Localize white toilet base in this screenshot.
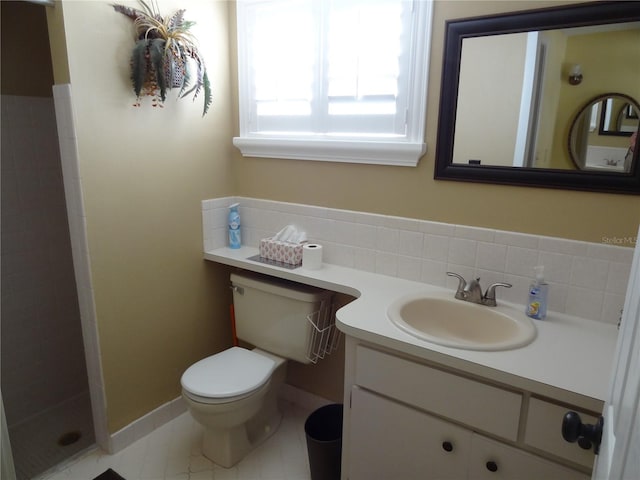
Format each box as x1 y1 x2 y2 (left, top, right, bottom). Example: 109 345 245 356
202 384 282 468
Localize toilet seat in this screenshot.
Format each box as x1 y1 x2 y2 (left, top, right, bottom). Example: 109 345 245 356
181 347 275 404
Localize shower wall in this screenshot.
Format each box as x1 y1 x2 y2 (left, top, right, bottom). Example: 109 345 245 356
0 93 89 426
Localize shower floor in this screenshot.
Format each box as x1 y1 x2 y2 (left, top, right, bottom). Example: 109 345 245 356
9 392 95 480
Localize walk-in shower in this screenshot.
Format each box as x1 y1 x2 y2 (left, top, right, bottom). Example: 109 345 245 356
1 2 95 478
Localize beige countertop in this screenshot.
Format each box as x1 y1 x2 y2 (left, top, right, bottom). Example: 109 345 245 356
205 246 618 411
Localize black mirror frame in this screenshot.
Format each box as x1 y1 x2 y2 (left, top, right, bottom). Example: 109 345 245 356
434 1 640 195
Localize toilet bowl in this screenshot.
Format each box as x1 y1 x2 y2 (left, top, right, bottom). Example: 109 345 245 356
181 347 286 468
181 272 332 468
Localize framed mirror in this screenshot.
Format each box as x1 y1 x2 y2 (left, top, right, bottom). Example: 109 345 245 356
434 1 640 194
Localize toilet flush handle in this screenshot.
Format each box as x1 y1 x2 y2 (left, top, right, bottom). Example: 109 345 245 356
230 285 244 295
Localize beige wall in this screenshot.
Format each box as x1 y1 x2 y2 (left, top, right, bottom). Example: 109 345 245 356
49 0 236 432
233 0 640 243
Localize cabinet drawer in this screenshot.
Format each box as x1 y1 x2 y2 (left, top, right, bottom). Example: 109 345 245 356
470 434 589 480
355 346 522 441
525 397 599 468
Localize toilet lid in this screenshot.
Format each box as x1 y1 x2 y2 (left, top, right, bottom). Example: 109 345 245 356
181 347 276 399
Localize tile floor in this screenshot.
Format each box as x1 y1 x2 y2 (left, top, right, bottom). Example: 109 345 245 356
37 400 315 480
10 393 95 480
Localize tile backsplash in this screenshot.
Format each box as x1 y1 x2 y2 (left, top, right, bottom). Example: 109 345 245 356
203 197 634 325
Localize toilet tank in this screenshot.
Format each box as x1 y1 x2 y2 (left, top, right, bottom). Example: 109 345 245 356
230 272 333 364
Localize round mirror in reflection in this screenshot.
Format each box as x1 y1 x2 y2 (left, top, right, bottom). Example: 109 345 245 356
569 93 639 173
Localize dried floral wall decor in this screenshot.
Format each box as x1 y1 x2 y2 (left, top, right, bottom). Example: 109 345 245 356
113 1 212 116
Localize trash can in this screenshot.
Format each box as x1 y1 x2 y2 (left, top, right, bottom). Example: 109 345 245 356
305 403 343 480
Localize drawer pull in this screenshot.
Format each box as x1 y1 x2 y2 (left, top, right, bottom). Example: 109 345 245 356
442 441 453 452
486 461 498 472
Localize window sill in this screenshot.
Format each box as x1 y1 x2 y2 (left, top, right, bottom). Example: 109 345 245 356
232 136 425 167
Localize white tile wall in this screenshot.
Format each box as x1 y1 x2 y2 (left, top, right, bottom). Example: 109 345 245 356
203 196 634 325
52 84 110 451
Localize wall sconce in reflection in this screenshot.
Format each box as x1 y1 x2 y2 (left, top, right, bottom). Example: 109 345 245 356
568 64 583 85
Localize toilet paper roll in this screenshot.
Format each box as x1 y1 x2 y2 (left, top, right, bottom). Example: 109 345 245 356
302 243 323 270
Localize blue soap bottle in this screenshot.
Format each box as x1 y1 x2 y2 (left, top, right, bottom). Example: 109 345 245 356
526 266 548 320
228 203 241 249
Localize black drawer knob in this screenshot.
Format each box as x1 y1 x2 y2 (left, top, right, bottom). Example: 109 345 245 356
486 461 498 472
442 441 453 452
561 411 604 454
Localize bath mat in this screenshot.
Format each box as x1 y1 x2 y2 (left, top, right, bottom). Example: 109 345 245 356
93 468 126 480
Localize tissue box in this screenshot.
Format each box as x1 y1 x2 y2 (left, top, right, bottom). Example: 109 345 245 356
259 238 304 265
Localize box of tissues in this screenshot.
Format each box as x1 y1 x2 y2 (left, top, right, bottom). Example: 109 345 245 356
259 225 307 266
259 238 304 265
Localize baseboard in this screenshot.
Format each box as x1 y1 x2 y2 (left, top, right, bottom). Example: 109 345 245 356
108 396 186 453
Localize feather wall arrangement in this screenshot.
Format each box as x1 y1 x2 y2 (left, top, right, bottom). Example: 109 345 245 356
112 0 212 116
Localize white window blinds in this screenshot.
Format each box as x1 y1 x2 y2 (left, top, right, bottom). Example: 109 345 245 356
235 0 433 166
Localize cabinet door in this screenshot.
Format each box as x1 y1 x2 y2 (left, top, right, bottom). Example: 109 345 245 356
469 434 589 480
348 387 471 480
524 397 598 469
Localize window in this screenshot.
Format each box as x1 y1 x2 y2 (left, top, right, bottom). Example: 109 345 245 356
234 0 433 166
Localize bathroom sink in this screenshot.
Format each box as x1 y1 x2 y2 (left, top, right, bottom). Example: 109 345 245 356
387 292 536 351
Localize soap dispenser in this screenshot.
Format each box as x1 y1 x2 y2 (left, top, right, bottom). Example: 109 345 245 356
526 266 548 320
228 203 241 249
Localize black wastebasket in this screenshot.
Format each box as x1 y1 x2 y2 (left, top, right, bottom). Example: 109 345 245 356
305 403 343 480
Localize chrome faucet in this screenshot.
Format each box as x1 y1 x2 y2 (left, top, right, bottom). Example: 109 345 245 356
446 272 512 307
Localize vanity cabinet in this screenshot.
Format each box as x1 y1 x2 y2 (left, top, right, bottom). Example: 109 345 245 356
343 342 595 480
349 387 471 479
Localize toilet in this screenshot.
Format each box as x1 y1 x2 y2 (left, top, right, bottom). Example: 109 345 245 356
181 272 332 468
